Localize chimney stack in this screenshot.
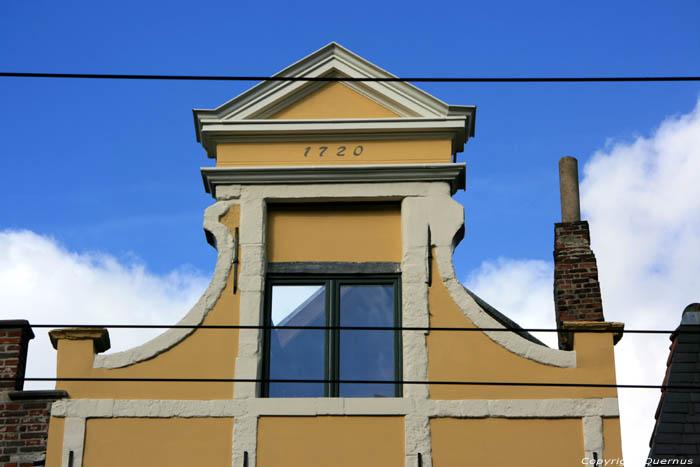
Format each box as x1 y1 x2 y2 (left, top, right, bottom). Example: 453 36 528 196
554 157 605 350
0 320 34 391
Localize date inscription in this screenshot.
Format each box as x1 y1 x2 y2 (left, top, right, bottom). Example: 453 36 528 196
304 145 364 158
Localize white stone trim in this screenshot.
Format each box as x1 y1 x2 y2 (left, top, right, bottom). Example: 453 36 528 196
93 199 238 368
400 196 431 401
197 118 468 158
232 415 257 467
61 416 85 467
201 163 466 198
583 416 605 460
406 414 432 467
52 397 620 419
233 194 266 400
200 117 467 133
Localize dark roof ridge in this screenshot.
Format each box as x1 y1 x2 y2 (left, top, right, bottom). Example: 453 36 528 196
462 287 547 347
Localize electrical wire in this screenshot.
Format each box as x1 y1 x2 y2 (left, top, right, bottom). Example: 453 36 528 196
2 72 700 83
24 323 694 334
11 377 699 390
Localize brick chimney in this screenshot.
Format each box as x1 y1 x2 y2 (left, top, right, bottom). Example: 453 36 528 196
1 320 68 467
553 157 605 350
0 320 34 392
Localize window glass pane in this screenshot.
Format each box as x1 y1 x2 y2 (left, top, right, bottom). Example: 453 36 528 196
339 284 395 397
268 285 325 397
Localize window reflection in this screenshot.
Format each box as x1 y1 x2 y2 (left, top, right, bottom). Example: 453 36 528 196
268 285 325 397
339 284 395 397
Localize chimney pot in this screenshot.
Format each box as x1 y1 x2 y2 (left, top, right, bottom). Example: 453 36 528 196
559 156 581 222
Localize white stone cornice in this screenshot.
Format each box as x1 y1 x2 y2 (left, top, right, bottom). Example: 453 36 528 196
198 117 470 157
201 163 466 198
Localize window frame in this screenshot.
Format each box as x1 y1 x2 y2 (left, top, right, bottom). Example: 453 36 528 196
261 274 402 398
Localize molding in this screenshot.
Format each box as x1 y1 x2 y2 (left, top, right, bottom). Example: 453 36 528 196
51 397 620 419
562 320 625 345
202 163 466 198
197 117 469 158
8 389 69 401
93 199 238 369
267 262 401 275
49 328 111 353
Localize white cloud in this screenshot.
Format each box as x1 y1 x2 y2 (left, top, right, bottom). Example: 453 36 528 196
0 230 208 389
466 258 557 347
466 97 700 465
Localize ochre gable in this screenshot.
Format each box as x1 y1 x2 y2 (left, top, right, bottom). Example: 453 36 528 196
269 81 400 119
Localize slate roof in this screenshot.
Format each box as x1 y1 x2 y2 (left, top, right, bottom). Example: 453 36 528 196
648 303 700 462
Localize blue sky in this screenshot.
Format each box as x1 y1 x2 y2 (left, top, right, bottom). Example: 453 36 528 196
2 0 700 462
1 0 698 277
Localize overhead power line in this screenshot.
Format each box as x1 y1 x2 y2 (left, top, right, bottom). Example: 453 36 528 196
1 72 700 83
13 377 698 390
27 323 693 334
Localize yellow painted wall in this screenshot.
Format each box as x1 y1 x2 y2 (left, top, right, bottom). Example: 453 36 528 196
431 418 584 466
257 416 404 467
267 203 401 263
82 418 233 467
603 417 623 461
427 252 618 399
53 205 241 399
45 416 64 467
270 81 400 119
216 139 453 167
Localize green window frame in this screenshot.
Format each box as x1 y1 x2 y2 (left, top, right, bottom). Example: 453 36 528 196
262 274 402 398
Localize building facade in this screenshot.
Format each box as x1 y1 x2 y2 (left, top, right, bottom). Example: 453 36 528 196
45 43 623 467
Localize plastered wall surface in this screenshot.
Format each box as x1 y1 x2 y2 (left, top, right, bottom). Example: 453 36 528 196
603 417 623 460
270 81 401 119
216 139 453 167
257 416 404 467
431 418 584 466
45 417 64 467
266 203 401 262
81 418 233 467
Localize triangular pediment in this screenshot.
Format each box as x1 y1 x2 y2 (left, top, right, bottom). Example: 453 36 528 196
193 43 475 158
194 43 470 122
